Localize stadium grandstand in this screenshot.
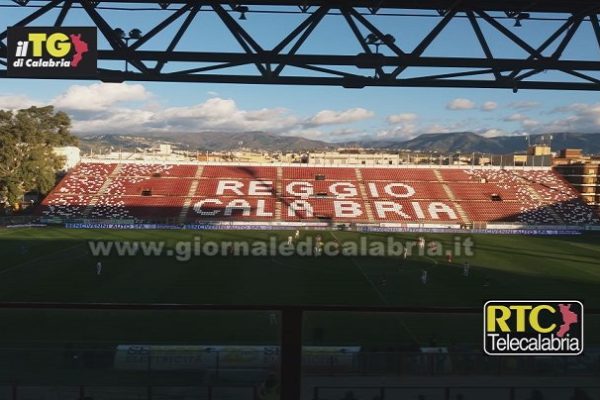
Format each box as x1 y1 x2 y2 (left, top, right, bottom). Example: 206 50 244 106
37 161 600 227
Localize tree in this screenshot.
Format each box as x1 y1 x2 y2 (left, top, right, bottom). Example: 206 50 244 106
0 106 78 209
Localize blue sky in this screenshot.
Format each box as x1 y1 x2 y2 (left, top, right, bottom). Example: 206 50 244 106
1 3 600 142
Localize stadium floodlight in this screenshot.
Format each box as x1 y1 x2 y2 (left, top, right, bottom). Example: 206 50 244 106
365 33 378 45
234 5 249 20
364 33 395 54
113 28 126 39
114 27 143 73
129 29 143 40
514 13 530 27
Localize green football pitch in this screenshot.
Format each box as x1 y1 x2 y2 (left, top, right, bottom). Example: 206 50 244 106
0 227 599 347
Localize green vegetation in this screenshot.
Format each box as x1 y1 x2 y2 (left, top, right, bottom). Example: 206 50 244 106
0 106 77 208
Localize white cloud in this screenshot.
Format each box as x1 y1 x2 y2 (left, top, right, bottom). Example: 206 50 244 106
446 98 476 110
376 124 418 140
375 120 471 141
521 119 540 128
329 128 363 137
305 108 374 126
19 82 600 143
387 113 418 124
52 83 151 111
508 101 541 109
528 102 600 133
154 98 298 133
283 128 325 139
481 101 497 112
501 113 540 131
480 128 508 138
553 103 600 115
504 113 528 122
72 108 155 133
0 95 42 110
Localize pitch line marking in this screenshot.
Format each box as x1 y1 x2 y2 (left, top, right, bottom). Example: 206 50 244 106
329 231 389 306
330 231 427 345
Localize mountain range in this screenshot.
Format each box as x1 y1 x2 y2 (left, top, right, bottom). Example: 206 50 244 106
361 132 600 154
78 131 600 155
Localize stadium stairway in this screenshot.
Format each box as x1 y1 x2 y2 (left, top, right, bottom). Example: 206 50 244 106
433 169 471 226
82 163 124 217
275 167 283 220
511 171 566 225
178 166 204 224
355 168 375 222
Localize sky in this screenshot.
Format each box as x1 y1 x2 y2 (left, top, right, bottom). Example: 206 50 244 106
1 3 600 143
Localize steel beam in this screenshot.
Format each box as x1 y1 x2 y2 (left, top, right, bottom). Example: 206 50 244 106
1 1 599 90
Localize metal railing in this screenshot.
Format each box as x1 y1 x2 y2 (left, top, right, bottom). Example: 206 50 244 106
0 303 599 400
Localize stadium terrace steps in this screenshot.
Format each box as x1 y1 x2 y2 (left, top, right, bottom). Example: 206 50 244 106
178 166 205 225
37 163 600 226
355 168 375 222
81 163 123 218
510 171 566 225
275 167 283 220
433 169 471 225
525 183 565 225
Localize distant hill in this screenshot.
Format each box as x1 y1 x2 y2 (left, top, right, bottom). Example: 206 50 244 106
79 131 600 155
79 131 333 153
359 132 506 153
360 132 600 154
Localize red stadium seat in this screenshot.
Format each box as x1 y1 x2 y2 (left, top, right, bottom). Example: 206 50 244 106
360 168 437 181
282 167 357 180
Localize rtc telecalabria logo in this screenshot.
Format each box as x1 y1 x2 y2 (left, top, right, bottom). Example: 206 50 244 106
483 300 584 356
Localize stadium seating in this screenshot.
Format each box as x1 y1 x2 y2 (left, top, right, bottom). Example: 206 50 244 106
447 183 519 201
202 165 277 179
189 197 276 221
39 194 92 218
196 179 277 197
366 182 449 200
106 177 193 196
458 201 538 223
282 198 367 221
282 167 358 180
119 163 198 177
69 162 117 176
282 180 361 199
438 169 473 182
360 168 437 182
53 174 108 195
37 162 600 225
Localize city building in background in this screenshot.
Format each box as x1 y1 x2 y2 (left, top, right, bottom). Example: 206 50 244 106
554 148 600 213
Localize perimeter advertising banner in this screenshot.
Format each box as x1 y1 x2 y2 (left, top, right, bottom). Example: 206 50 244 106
114 345 360 371
7 26 97 78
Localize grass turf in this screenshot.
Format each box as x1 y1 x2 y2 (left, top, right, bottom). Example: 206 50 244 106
0 227 598 347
